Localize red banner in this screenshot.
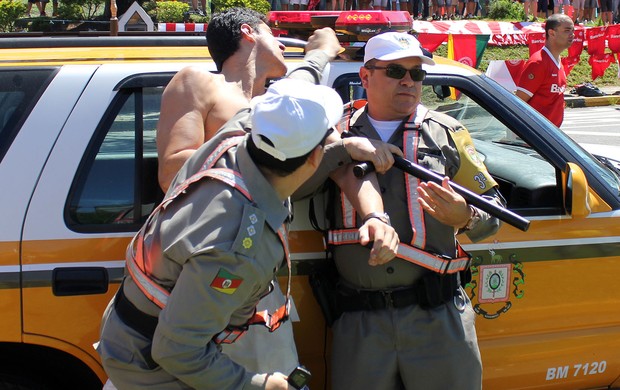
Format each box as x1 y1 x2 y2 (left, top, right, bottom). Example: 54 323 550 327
607 25 620 53
586 26 607 56
417 33 449 53
589 53 614 80
562 56 580 77
568 27 585 58
527 32 546 56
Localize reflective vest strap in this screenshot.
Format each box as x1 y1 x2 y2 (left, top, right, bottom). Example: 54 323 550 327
328 231 470 274
404 130 426 248
340 194 356 228
327 229 361 245
396 243 470 274
126 237 170 308
201 134 245 171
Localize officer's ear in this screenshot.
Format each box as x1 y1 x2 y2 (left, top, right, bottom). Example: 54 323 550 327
307 145 324 169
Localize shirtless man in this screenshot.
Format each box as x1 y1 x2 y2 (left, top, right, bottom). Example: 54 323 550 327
157 8 342 192
155 7 402 378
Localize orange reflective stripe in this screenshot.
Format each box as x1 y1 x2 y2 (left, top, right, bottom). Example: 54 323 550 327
327 229 471 274
404 130 426 249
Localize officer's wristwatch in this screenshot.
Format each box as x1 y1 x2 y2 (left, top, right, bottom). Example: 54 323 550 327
462 205 480 231
362 212 391 226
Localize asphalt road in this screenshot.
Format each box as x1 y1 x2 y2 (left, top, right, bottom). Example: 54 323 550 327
562 105 620 148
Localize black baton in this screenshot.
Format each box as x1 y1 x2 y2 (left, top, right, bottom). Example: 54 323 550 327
354 156 530 232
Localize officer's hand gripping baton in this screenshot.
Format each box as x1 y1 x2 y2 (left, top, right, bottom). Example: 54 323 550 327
353 156 531 232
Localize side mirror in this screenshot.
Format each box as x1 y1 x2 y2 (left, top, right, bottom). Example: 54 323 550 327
563 162 591 218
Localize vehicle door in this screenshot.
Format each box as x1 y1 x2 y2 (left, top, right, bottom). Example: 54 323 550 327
18 63 194 380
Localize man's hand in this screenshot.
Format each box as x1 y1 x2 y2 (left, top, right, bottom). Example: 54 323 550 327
343 137 403 174
306 27 343 59
265 372 295 390
359 219 399 266
417 177 471 228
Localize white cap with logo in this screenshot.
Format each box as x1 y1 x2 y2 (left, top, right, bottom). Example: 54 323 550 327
363 32 435 66
250 79 344 161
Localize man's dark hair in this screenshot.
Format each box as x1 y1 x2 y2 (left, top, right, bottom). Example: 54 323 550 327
206 8 268 72
545 13 572 38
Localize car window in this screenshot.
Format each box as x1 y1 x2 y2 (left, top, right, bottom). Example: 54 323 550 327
332 73 562 217
0 69 57 162
66 85 165 232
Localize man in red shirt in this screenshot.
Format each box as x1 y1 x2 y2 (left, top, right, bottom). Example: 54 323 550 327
516 14 574 127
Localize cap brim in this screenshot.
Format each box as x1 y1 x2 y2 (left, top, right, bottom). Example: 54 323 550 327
375 52 436 66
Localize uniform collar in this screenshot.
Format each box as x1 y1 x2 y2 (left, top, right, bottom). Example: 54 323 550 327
236 135 291 232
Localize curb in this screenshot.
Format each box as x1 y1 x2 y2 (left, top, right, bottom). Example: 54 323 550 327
565 95 620 108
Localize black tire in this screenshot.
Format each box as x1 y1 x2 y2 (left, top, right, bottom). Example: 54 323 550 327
0 372 50 390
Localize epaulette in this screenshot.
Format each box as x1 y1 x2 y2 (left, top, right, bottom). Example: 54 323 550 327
230 203 266 257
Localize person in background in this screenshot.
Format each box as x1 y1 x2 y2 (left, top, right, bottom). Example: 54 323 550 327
516 14 574 127
572 0 585 23
25 0 43 17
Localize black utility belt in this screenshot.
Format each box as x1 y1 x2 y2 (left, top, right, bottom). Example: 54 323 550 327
114 284 159 340
336 272 462 312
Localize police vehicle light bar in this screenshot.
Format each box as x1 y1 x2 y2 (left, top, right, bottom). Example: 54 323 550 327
267 11 413 42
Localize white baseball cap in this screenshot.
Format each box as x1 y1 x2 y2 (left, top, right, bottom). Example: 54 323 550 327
363 32 435 66
250 79 343 161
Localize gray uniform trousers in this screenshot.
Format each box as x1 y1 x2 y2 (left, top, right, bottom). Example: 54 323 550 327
331 287 482 390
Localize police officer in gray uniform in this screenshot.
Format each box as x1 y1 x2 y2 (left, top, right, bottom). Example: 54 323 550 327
97 79 344 389
327 32 506 390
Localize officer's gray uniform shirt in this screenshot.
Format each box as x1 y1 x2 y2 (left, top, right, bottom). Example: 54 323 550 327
104 128 290 389
333 106 502 290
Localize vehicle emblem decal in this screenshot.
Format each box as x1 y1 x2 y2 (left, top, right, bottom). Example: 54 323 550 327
466 249 526 319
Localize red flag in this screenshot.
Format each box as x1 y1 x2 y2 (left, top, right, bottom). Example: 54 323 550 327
589 53 614 80
607 25 620 53
586 26 607 56
568 27 585 58
527 32 546 56
417 33 449 53
447 34 489 69
561 56 580 77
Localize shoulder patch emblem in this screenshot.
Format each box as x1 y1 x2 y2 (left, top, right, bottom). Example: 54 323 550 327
465 144 482 166
210 268 243 294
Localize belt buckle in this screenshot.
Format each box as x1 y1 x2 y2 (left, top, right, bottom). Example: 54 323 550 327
381 290 394 309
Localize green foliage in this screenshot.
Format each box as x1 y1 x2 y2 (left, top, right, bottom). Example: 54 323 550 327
0 0 26 32
54 0 104 19
486 0 524 21
156 0 189 22
212 0 270 15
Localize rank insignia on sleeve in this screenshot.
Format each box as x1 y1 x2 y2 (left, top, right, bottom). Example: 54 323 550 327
243 237 253 249
210 268 243 294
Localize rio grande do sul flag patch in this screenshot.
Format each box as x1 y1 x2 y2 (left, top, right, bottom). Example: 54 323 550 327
210 268 243 295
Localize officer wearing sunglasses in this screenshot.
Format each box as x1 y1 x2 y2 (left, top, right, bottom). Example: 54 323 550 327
327 32 505 390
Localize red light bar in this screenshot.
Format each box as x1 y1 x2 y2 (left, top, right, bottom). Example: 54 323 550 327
267 11 413 42
335 11 412 38
268 11 341 29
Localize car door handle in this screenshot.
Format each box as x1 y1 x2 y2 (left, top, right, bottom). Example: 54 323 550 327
52 267 109 296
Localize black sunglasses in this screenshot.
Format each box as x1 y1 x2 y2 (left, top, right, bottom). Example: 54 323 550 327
365 64 427 82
